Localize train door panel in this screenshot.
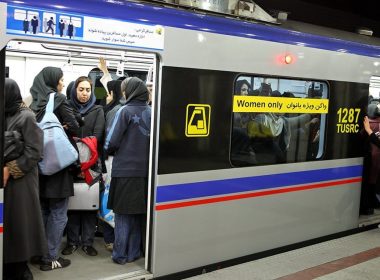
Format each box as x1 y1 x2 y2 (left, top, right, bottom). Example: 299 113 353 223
325 81 369 159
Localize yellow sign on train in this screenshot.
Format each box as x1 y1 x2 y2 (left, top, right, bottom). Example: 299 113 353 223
186 104 211 137
233 96 329 114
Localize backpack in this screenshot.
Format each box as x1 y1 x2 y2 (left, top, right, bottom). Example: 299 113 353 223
75 136 102 186
38 93 78 175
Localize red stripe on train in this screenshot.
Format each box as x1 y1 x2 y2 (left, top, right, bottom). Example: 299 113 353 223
156 177 362 211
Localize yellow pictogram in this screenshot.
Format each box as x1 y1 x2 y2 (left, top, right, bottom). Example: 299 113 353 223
185 104 211 137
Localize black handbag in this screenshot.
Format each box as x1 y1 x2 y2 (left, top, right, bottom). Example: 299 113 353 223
4 130 24 163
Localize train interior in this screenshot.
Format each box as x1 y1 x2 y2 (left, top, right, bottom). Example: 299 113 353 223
5 40 156 279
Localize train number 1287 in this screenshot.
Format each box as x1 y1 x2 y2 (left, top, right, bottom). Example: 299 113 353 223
336 108 361 133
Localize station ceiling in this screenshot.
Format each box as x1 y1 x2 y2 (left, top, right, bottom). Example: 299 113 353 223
255 0 380 37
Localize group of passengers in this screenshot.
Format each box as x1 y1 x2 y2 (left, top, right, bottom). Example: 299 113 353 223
231 78 320 166
2 58 152 279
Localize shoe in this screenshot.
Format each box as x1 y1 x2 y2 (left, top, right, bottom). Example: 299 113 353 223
61 245 78 255
105 243 113 252
40 257 71 271
82 245 98 256
112 257 126 265
127 256 141 263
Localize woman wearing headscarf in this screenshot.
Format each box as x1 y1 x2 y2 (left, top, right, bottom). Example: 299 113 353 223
101 79 124 252
98 57 126 125
231 78 257 166
3 79 47 280
104 80 123 116
360 104 380 215
104 77 151 264
235 79 251 96
30 66 79 271
62 76 105 257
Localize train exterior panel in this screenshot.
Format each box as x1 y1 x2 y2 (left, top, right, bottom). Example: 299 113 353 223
154 160 361 276
0 0 379 278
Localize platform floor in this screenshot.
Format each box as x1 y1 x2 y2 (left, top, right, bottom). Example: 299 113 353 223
185 211 380 280
30 237 146 280
27 211 380 280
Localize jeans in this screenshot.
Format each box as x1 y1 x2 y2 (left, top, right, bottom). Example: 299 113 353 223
41 198 69 262
103 221 115 244
66 211 97 246
112 214 142 264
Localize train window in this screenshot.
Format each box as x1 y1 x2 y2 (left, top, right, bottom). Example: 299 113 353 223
369 76 380 103
231 76 328 166
88 68 148 105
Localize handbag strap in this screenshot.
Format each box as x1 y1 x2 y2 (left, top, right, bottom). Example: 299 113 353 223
46 92 55 113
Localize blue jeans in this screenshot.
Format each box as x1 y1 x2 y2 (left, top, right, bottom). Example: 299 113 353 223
41 198 69 262
103 221 115 244
112 214 142 264
66 211 97 246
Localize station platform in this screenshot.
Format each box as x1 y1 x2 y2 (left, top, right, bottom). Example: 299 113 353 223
185 211 380 280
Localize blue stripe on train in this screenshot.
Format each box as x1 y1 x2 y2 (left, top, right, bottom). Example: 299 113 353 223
0 202 3 224
156 165 363 203
4 0 380 57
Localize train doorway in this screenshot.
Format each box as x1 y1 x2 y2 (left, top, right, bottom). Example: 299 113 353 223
4 39 157 280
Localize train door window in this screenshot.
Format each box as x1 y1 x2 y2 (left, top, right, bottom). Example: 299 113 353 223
231 75 328 166
88 68 149 105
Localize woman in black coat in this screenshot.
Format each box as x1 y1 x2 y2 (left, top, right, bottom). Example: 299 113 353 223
3 79 47 279
30 66 79 271
62 76 105 257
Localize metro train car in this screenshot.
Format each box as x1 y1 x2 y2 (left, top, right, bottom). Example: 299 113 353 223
0 0 380 279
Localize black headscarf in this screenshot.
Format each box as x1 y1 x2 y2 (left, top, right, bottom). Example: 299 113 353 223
66 81 75 100
104 80 123 115
121 77 148 103
69 78 96 115
30 66 64 113
367 103 380 119
5 78 23 117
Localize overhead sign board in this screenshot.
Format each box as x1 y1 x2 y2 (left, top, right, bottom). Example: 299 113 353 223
6 5 164 50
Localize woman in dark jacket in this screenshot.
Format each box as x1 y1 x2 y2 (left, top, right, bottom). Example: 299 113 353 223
104 77 151 264
30 66 79 271
62 76 105 257
360 105 380 214
3 79 47 280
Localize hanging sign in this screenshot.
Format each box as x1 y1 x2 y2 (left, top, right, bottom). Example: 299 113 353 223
6 5 164 50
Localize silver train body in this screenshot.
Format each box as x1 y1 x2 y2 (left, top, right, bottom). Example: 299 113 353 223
1 0 380 278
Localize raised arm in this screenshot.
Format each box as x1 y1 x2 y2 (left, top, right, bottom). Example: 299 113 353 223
364 116 380 147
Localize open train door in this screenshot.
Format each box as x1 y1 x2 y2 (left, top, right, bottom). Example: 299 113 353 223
0 1 163 279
